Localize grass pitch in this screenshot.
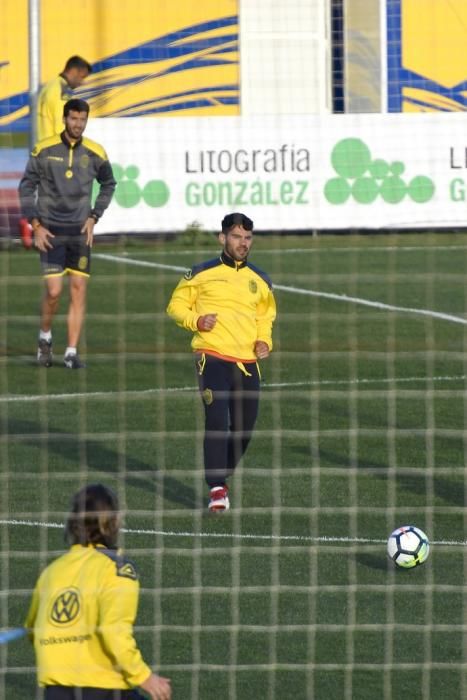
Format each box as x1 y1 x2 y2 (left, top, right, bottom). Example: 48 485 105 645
1 231 467 699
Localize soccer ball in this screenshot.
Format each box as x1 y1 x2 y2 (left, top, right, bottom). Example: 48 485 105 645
387 525 430 569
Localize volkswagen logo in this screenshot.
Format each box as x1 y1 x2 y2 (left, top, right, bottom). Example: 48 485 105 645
49 588 82 627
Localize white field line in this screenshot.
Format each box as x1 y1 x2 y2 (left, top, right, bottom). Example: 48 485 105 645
274 285 467 325
272 244 467 254
94 253 467 326
100 244 467 257
95 252 186 273
0 518 464 547
0 374 465 404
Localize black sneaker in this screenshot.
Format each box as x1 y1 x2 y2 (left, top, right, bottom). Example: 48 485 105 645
63 353 86 369
37 338 53 367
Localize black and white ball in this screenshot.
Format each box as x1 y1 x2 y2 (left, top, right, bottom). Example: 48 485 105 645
387 525 430 568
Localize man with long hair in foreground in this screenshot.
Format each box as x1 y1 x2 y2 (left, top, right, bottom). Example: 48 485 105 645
25 484 171 700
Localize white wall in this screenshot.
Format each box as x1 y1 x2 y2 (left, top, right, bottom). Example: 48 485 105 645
87 112 461 234
240 0 330 115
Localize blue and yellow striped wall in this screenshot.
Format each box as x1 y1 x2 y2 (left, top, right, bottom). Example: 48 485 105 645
0 0 239 132
387 0 467 112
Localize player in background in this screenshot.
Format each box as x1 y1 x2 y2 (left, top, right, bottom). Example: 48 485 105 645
20 55 92 248
18 98 116 369
167 212 277 512
25 483 172 700
37 56 92 142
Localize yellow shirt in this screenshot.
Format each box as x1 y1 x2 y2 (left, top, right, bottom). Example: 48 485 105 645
37 75 73 141
25 544 151 689
167 252 276 361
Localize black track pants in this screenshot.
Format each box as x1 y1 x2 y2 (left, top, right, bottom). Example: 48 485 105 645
196 354 260 487
44 688 142 700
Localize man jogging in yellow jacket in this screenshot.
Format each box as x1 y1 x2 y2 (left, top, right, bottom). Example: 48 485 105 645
167 212 276 512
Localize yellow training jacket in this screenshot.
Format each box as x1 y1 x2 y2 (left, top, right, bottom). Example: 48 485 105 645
167 251 276 361
25 544 151 690
37 75 74 142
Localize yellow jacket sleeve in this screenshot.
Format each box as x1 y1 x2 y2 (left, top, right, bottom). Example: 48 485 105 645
256 287 276 350
166 276 200 332
98 573 151 687
37 78 67 141
24 581 40 642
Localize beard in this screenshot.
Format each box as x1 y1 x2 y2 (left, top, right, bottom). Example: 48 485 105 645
225 242 249 262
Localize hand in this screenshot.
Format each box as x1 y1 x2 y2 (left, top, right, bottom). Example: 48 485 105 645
81 217 96 247
33 224 55 252
197 313 217 331
140 672 172 700
254 340 270 359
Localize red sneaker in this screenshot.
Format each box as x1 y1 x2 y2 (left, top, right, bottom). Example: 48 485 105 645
208 485 230 513
19 218 33 249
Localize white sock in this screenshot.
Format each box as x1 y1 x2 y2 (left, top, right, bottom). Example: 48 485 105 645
39 330 52 342
65 347 77 357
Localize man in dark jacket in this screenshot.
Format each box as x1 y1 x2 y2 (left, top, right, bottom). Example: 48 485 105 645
19 98 116 368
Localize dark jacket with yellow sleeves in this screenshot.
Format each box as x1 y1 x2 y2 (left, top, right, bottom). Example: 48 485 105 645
18 132 116 227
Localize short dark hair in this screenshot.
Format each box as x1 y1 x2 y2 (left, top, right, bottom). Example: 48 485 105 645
65 484 120 548
64 55 92 74
63 98 90 118
221 212 254 233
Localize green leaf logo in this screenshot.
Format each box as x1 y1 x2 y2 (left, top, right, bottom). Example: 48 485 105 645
325 139 435 205
110 163 170 208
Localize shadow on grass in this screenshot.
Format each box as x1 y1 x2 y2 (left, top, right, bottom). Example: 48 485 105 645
356 553 391 572
6 419 197 509
373 472 465 508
